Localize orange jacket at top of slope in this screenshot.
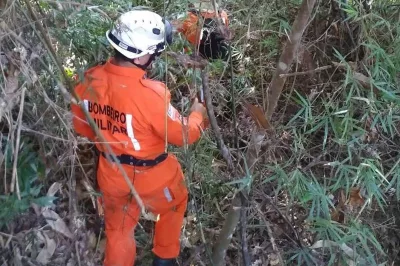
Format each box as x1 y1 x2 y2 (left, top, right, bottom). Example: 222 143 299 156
71 59 206 160
177 9 229 46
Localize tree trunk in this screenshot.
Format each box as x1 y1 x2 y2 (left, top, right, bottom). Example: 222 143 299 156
266 0 317 120
211 196 241 266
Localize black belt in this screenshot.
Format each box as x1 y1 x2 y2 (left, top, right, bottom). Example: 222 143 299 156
101 152 168 167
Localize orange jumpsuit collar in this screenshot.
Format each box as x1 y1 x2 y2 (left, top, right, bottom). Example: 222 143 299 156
104 58 146 78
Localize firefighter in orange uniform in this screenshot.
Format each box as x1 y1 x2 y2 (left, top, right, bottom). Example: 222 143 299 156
177 2 230 60
70 10 207 266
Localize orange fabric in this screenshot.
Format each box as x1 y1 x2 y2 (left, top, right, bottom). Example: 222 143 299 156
71 59 205 265
71 100 96 141
98 155 188 265
178 10 229 46
72 59 205 158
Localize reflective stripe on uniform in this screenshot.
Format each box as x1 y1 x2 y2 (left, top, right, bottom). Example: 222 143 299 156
163 187 173 202
83 99 89 111
126 114 141 151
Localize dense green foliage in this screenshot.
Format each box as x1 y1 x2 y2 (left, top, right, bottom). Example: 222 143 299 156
1 0 400 265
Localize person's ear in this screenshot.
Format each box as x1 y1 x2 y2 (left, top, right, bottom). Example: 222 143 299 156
133 57 141 65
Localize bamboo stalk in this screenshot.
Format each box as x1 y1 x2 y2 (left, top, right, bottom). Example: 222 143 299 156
211 196 241 266
266 0 317 119
201 69 233 169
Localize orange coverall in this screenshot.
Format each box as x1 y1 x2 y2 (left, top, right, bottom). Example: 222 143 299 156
71 59 205 266
178 9 229 47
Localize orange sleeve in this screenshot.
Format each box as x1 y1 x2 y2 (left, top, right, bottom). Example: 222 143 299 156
148 98 204 147
179 10 229 45
71 83 96 141
178 12 201 45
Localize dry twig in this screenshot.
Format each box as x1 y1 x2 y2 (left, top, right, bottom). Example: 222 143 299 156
201 69 234 169
255 204 283 266
239 195 251 266
10 87 26 199
279 65 333 78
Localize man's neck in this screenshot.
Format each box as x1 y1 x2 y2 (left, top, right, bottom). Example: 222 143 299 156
111 58 138 69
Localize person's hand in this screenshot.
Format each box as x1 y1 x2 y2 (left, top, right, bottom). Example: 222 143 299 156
190 97 207 118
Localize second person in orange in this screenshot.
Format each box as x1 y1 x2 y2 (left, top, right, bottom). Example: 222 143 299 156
176 2 230 60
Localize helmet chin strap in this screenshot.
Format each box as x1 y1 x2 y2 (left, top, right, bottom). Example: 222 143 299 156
132 53 161 70
131 42 165 70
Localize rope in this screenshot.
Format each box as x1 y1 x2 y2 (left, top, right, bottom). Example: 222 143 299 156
163 0 169 153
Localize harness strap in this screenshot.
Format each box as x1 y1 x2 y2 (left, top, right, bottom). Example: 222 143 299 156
100 152 168 167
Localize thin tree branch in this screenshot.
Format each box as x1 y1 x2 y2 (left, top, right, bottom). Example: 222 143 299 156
239 192 251 266
201 69 234 169
10 87 26 199
255 203 283 266
279 65 333 78
229 38 251 265
263 194 303 248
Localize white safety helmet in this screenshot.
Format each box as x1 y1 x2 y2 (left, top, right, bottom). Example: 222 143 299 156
106 10 173 59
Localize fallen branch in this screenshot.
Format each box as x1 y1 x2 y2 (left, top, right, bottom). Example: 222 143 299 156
200 46 241 265
209 42 258 265
236 128 266 266
279 65 333 78
201 69 234 169
175 21 237 265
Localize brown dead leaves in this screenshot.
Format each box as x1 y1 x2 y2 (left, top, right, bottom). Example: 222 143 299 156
242 101 271 130
331 188 365 223
347 188 365 209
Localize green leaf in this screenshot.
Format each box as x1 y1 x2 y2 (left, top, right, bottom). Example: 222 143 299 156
32 196 57 207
